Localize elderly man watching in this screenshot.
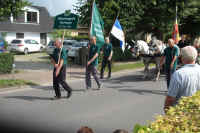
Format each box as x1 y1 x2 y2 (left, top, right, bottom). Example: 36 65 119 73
164 46 200 112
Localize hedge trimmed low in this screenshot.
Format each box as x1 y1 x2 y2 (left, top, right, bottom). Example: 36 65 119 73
0 53 14 74
133 90 200 133
112 47 133 61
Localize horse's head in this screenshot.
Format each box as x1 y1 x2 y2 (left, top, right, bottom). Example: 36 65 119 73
131 40 140 57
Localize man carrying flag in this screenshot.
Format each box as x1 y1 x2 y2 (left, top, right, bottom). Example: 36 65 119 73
85 0 103 90
110 19 125 52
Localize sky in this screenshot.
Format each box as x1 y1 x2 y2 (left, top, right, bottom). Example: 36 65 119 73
28 0 78 16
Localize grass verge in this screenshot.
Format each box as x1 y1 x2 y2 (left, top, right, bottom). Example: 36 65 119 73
98 61 155 73
0 79 38 89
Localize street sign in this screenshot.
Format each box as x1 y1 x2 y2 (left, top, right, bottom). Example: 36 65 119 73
53 12 79 29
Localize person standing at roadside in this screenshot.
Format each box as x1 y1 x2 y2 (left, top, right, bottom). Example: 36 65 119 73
100 37 113 79
51 39 72 99
164 46 200 112
193 37 200 64
160 38 179 89
85 36 102 90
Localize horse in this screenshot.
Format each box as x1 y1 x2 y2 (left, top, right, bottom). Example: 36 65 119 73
132 39 166 81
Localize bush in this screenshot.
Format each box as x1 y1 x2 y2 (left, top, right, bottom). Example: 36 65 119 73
0 53 14 74
133 90 200 133
112 47 133 61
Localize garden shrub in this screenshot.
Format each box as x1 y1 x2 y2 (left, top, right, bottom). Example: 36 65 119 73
133 90 200 133
0 53 14 74
112 47 133 61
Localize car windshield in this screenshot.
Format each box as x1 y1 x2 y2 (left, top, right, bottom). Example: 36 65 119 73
48 41 55 46
72 42 81 47
63 41 73 46
11 40 22 44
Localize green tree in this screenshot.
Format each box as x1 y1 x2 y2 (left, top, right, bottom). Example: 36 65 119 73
0 0 30 20
74 0 200 41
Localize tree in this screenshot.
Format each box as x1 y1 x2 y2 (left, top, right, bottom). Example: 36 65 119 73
74 0 200 42
0 0 30 20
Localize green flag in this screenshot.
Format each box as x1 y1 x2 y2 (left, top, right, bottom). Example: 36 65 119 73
90 1 105 48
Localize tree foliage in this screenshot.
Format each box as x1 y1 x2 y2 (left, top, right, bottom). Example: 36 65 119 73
74 0 200 41
0 0 30 20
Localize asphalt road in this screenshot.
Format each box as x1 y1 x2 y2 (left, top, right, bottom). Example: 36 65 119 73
0 70 167 133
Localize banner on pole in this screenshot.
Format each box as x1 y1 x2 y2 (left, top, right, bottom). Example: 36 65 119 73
90 1 105 48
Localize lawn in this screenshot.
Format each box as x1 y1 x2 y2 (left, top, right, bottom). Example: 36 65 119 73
0 79 37 89
98 61 155 73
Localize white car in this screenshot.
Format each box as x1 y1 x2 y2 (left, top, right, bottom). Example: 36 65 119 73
8 39 45 54
46 40 79 58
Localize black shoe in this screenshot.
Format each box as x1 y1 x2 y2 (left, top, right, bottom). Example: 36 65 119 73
67 91 72 98
97 83 102 90
51 96 61 100
100 76 103 79
107 76 111 79
86 86 91 90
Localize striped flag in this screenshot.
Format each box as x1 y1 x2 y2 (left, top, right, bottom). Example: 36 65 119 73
111 19 125 52
172 7 180 44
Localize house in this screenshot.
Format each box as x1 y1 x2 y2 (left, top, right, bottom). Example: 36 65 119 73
0 6 53 45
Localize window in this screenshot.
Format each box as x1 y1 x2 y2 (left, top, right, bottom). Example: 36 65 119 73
27 12 37 23
31 40 39 44
16 33 24 39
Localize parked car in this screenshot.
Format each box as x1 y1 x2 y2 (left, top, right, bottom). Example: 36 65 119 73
46 40 79 58
0 37 5 53
68 42 82 58
46 40 55 55
8 39 45 54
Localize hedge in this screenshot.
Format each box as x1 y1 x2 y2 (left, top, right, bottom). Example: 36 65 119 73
112 47 133 61
133 90 200 133
0 53 14 74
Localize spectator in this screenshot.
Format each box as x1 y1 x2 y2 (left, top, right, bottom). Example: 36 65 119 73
177 34 189 48
193 37 200 64
164 46 200 112
160 38 179 89
77 126 94 133
113 129 129 133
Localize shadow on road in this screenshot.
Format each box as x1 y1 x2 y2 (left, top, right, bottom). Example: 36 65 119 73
29 85 86 92
118 89 167 96
4 96 52 101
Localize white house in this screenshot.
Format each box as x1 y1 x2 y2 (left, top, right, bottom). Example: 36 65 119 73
0 6 53 45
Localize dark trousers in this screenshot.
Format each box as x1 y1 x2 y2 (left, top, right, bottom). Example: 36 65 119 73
166 68 175 89
53 65 72 97
85 65 100 87
100 57 111 78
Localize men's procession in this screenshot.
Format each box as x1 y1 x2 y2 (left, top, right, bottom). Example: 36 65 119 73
0 0 200 133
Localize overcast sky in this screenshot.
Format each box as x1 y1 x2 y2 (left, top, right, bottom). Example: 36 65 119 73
28 0 78 16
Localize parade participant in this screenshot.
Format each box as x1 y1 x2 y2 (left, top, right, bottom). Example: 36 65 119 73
100 37 113 79
193 37 200 64
160 38 179 89
85 36 102 90
164 46 200 112
51 39 72 100
177 34 188 48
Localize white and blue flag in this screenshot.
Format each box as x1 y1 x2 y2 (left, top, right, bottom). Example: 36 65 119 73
111 19 125 51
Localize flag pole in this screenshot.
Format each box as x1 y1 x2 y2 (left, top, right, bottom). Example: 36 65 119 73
57 29 66 64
